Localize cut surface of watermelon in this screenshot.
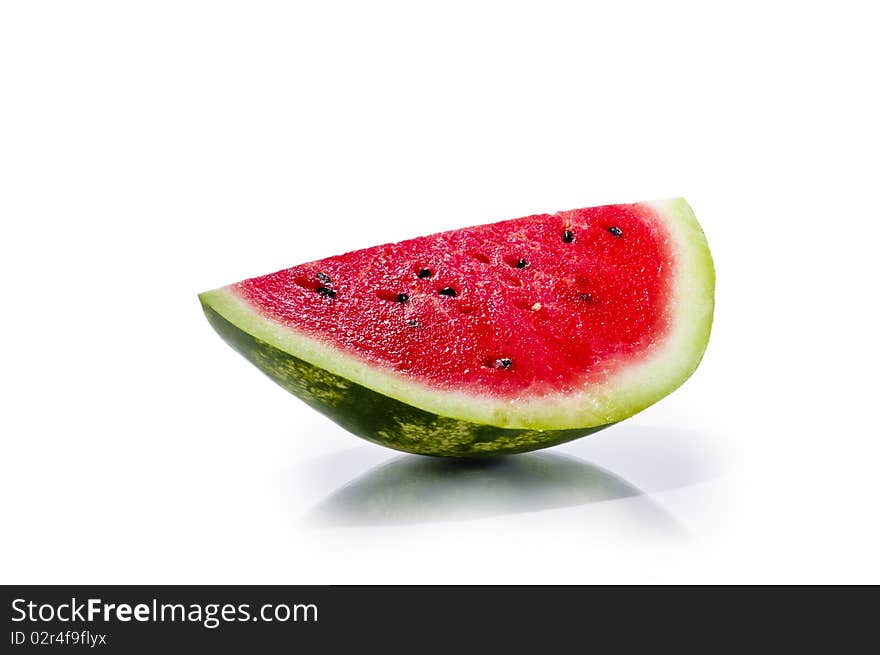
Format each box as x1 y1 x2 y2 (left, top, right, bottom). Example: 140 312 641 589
200 198 714 457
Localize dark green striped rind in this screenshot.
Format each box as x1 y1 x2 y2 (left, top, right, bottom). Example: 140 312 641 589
201 302 610 457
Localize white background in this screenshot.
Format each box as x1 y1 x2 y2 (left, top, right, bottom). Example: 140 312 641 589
2 1 878 584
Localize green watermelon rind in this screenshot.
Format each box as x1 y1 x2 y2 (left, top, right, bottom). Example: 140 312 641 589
201 302 609 457
199 197 714 456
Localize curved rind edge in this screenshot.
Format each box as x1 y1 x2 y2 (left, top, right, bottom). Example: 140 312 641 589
199 197 715 431
200 301 609 457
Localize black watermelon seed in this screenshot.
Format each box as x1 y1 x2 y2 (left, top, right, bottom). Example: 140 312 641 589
396 293 410 303
562 229 575 243
496 358 513 369
316 272 331 285
316 286 336 298
578 293 593 302
516 258 528 269
608 226 623 238
408 319 420 327
439 287 457 297
418 268 433 279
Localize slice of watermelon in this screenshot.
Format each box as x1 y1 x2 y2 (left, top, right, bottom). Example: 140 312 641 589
200 198 714 457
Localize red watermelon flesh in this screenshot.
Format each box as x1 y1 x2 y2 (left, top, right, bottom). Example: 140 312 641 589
235 203 671 396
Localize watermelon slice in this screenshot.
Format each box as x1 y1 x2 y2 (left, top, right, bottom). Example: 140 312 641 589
200 198 714 457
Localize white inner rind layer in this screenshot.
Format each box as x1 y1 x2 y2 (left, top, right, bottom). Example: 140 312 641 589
200 198 715 430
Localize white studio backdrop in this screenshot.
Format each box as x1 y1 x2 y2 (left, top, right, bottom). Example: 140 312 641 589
1 1 878 583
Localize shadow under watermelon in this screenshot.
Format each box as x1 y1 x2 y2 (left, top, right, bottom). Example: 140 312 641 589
307 450 680 529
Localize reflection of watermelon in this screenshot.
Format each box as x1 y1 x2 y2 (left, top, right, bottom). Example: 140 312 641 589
200 198 714 457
